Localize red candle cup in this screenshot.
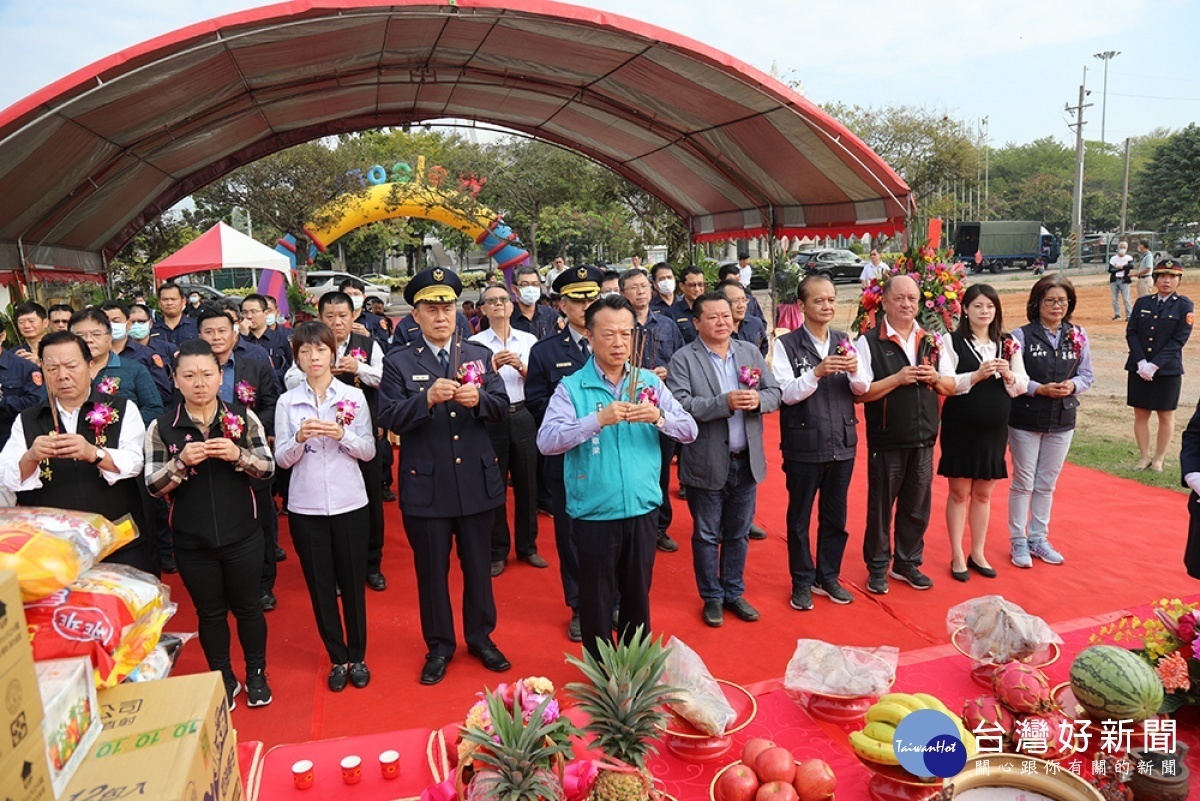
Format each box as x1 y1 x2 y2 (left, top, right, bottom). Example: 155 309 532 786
291 760 314 790
341 755 363 785
379 749 400 779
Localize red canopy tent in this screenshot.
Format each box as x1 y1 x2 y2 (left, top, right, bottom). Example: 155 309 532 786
153 222 291 283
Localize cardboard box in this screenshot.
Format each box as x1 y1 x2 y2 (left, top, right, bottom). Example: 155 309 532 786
62 671 242 801
0 647 42 767
0 571 30 677
0 725 54 801
34 658 100 798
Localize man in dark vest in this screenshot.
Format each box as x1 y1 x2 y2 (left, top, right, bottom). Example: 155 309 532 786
772 275 869 611
0 331 155 572
0 323 45 448
853 275 954 595
378 267 511 686
286 291 389 591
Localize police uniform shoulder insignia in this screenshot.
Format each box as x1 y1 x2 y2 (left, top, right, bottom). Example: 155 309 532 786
31 371 42 386
1188 312 1195 325
152 354 164 367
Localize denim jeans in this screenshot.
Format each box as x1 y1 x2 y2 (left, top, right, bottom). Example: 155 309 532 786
1110 281 1132 318
1007 427 1073 543
686 456 757 603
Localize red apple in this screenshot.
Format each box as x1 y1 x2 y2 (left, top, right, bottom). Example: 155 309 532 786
756 781 800 801
740 737 776 773
714 764 760 801
754 747 797 784
792 758 837 801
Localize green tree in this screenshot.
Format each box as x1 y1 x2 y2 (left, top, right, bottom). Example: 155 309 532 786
109 211 201 295
1133 124 1200 229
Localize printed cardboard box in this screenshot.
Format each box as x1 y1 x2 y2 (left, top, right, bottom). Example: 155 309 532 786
0 571 30 678
0 644 42 768
34 658 100 798
0 726 54 801
62 671 242 801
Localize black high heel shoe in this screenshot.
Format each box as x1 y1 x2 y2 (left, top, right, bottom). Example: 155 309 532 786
967 556 997 578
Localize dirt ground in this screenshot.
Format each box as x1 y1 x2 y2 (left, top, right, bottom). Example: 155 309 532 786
760 266 1200 474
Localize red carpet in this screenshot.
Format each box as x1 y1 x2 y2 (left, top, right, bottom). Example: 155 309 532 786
161 415 1197 750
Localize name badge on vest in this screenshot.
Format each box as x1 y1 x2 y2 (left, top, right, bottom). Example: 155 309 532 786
555 362 573 368
1028 343 1048 359
794 355 813 373
413 374 430 381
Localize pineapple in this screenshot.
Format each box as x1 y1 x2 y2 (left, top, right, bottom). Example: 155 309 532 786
461 690 574 800
565 627 679 801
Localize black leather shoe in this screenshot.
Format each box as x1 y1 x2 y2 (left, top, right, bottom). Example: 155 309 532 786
349 662 370 689
490 560 506 577
748 523 767 540
967 556 998 578
568 613 582 643
467 645 511 672
703 600 724 627
328 664 349 692
161 553 178 574
420 655 450 685
519 553 549 568
366 573 387 591
656 532 679 552
724 597 760 622
677 486 688 500
382 487 398 502
274 546 287 562
260 591 277 611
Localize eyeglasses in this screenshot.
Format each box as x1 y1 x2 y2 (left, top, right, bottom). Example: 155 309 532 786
1041 298 1070 307
73 330 109 340
482 297 510 307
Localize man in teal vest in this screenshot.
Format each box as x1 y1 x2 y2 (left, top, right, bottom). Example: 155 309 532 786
537 295 697 657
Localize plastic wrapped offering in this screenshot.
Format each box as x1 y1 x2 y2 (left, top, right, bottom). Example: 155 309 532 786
947 596 1062 665
784 640 898 698
663 636 736 736
0 507 136 600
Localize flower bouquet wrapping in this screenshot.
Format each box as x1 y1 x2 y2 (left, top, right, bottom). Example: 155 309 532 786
852 248 966 336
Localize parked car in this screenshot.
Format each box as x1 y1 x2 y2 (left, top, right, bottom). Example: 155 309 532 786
304 271 391 304
716 261 769 290
175 283 231 305
790 249 866 283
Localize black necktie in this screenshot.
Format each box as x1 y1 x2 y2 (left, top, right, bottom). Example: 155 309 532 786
579 339 590 358
1158 297 1166 312
438 349 449 375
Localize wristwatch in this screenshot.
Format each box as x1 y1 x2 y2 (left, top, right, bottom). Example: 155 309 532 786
654 409 666 429
90 448 107 466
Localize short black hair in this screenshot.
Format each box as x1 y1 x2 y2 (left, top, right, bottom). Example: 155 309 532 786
717 279 746 295
176 338 219 367
196 305 233 330
38 330 91 363
692 290 732 319
512 265 540 283
68 308 111 333
797 273 835 303
242 293 269 311
319 291 354 315
1026 275 1077 323
680 264 706 282
129 303 154 320
584 294 635 331
650 262 676 281
98 300 130 319
291 321 337 360
619 267 650 291
602 270 621 284
48 303 74 318
157 282 183 299
717 263 740 281
338 276 366 293
14 301 46 320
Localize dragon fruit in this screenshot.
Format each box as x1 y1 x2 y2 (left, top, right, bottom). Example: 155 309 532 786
1015 708 1074 761
961 695 1016 740
992 662 1052 714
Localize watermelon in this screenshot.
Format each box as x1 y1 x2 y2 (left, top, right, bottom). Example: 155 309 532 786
1068 645 1164 723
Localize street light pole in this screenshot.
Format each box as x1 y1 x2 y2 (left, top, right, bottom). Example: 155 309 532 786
1093 50 1120 145
979 116 989 220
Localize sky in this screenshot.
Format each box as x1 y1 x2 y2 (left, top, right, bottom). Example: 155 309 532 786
1 0 1197 150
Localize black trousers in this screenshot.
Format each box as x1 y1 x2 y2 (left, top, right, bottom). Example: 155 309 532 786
656 433 675 533
379 431 394 488
289 506 370 665
864 446 932 576
175 532 268 676
573 511 657 660
486 404 539 561
403 509 498 658
256 484 277 594
545 455 579 612
784 458 854 590
358 447 386 575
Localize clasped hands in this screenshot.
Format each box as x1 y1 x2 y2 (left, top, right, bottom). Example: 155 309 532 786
28 433 100 463
597 401 661 427
178 437 243 467
975 358 1015 385
894 365 941 386
294 418 346 444
1136 359 1158 382
427 378 480 409
814 354 858 378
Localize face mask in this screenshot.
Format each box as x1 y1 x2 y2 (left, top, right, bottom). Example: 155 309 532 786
110 322 127 341
1118 248 1127 255
128 321 150 340
189 294 200 304
351 295 364 311
739 266 752 286
518 286 541 306
265 314 277 327
657 278 676 296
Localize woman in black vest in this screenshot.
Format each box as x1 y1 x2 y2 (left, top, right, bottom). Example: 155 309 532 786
145 339 276 709
1007 276 1093 569
937 284 1027 582
274 322 375 692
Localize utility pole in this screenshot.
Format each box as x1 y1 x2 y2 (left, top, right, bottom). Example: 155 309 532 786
980 116 989 219
1093 50 1120 145
1119 137 1132 235
1066 67 1092 271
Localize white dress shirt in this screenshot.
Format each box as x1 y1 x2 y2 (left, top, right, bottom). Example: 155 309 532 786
771 326 870 405
0 398 146 492
854 318 955 383
469 326 537 404
284 338 384 391
940 335 1029 397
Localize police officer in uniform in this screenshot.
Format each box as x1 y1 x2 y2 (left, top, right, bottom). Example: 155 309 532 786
525 266 604 641
1126 258 1194 473
378 267 511 685
0 325 45 447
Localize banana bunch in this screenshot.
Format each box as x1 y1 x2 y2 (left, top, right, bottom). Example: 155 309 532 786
848 692 978 767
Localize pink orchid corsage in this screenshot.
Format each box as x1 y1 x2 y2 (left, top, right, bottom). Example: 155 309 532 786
85 403 119 446
457 360 484 387
923 331 942 366
738 365 761 389
349 347 368 362
1002 335 1020 361
96 376 120 395
220 410 245 440
235 380 256 405
335 399 359 427
1065 326 1087 360
835 339 857 357
637 386 659 406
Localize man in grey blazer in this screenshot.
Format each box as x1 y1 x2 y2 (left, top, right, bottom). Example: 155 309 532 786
667 292 782 627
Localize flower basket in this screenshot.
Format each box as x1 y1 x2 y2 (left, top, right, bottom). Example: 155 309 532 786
852 249 965 337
